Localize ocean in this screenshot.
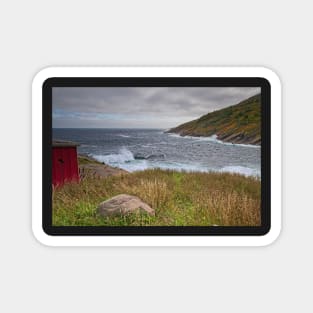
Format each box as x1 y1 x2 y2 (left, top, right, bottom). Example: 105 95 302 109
53 128 261 177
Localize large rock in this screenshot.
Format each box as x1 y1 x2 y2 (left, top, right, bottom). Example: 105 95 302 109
97 194 155 217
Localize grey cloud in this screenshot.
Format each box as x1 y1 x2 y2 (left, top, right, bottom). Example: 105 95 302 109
53 87 260 128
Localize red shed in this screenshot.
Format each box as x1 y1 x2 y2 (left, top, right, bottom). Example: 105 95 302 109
52 140 80 187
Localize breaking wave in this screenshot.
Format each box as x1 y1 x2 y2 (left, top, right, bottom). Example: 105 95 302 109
92 147 134 164
116 134 131 138
92 147 259 176
168 133 260 148
92 147 208 173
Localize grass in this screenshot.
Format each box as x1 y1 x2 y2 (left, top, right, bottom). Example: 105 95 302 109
168 94 261 145
77 155 102 165
52 169 261 226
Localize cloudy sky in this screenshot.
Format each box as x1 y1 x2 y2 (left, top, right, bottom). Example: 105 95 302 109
52 87 260 129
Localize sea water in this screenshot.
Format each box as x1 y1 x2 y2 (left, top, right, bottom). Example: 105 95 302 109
53 128 261 177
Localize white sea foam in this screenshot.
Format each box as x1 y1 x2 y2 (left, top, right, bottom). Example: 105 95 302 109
168 133 260 148
92 147 134 164
120 162 259 177
92 150 259 177
151 162 208 173
92 148 209 173
117 134 130 138
168 133 185 139
118 160 149 172
92 147 259 177
220 166 260 177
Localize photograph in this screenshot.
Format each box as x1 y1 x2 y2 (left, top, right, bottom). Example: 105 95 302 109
52 86 261 227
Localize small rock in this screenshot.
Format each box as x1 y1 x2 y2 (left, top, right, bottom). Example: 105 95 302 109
97 194 155 217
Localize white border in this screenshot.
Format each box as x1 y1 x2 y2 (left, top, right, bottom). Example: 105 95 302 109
32 67 281 246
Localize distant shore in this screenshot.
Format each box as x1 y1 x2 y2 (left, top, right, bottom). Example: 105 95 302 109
166 94 261 146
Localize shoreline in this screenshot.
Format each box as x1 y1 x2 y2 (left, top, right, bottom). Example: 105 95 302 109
165 131 261 148
78 154 260 178
78 155 128 178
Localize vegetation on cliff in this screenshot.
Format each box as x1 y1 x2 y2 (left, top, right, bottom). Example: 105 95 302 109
168 94 261 145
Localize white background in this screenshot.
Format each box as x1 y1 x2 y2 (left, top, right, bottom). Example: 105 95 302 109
0 0 311 312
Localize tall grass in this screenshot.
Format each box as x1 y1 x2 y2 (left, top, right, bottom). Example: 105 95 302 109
52 169 261 226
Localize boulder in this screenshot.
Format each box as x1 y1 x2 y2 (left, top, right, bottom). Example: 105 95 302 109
97 194 155 217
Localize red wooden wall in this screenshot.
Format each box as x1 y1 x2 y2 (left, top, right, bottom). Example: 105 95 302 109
52 147 79 187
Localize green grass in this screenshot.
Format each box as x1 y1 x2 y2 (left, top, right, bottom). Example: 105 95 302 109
168 94 261 145
77 155 102 165
52 169 261 226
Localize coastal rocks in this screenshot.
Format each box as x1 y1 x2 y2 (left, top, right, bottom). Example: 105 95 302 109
134 153 165 160
78 155 128 179
80 163 127 179
97 194 155 217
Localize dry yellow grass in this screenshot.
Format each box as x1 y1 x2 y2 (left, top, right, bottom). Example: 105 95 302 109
52 169 261 226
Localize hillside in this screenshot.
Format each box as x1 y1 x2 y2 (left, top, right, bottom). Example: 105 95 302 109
168 94 261 145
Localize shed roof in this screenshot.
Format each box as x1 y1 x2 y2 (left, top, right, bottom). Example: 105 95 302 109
52 140 80 147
